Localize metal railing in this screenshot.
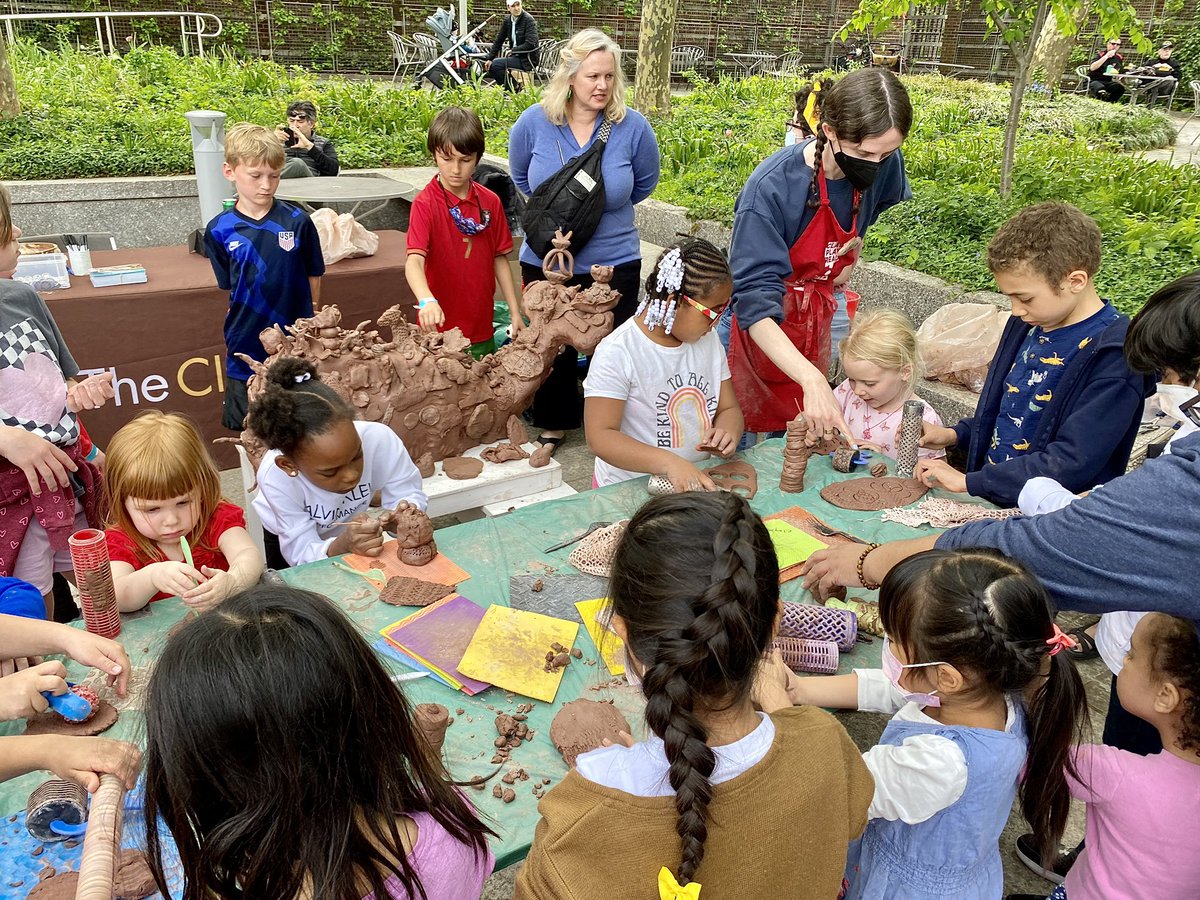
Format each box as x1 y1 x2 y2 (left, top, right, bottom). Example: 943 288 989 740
0 10 223 56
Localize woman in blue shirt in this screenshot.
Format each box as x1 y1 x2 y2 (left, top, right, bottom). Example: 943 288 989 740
509 27 660 455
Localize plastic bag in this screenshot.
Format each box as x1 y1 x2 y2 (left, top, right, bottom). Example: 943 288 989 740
917 303 1009 394
310 208 380 265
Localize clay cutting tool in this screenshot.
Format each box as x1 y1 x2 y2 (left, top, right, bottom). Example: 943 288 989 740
544 522 611 554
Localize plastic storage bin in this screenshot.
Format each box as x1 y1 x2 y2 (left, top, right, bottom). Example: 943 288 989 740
12 252 70 291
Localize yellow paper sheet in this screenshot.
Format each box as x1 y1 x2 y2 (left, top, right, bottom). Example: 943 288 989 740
457 605 580 703
575 597 625 675
765 519 828 569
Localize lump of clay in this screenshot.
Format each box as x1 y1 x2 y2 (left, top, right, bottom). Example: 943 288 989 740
550 699 631 767
480 442 529 463
385 505 437 566
442 456 485 480
414 703 451 755
528 442 555 468
114 849 157 899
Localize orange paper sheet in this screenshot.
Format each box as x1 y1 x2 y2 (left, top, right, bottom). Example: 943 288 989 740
457 605 580 703
344 541 470 586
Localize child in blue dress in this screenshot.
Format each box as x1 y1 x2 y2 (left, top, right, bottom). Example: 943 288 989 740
757 548 1088 899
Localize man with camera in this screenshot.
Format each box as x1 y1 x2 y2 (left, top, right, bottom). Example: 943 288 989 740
276 100 340 178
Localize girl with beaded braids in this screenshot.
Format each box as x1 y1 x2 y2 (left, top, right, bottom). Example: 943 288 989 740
515 492 873 899
583 239 744 490
758 548 1088 900
725 68 912 443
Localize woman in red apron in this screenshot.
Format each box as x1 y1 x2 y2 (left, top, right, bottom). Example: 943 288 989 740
727 69 913 440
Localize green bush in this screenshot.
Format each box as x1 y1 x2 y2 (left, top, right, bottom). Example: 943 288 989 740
3 44 1194 312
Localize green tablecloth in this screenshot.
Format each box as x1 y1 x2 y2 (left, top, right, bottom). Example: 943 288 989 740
0 439 959 873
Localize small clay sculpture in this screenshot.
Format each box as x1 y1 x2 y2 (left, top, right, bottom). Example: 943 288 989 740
550 699 631 767
378 575 453 607
706 460 758 498
383 504 437 566
442 457 485 480
779 414 812 493
870 461 888 478
414 703 451 755
25 699 118 737
820 477 928 512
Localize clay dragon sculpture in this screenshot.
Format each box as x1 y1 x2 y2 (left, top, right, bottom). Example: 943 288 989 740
237 232 620 464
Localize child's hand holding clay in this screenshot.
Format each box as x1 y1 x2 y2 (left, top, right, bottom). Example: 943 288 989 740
332 514 385 558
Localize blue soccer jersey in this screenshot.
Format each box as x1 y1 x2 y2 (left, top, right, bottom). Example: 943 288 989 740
203 200 325 381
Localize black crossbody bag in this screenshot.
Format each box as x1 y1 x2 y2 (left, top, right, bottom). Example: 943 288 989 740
520 119 611 258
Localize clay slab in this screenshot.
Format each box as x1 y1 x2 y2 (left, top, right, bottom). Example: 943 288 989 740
820 476 928 511
25 699 118 737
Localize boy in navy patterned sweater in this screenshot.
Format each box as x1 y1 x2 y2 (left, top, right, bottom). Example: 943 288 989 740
914 201 1154 507
203 123 325 430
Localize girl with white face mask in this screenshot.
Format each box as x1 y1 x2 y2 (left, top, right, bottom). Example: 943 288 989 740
756 548 1087 900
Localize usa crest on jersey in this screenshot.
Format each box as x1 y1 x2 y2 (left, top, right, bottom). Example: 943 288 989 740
278 231 296 251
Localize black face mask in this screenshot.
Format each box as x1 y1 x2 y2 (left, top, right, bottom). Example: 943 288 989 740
833 148 882 192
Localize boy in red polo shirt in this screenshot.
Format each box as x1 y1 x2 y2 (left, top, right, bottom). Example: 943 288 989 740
405 106 522 359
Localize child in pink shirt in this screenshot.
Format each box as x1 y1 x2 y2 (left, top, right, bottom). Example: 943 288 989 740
832 309 944 461
1010 612 1200 900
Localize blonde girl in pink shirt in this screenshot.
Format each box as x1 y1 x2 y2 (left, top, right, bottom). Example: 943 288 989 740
832 309 945 461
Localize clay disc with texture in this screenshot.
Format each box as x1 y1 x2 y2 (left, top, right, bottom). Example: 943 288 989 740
707 460 758 498
25 699 118 737
379 575 454 607
114 849 158 899
820 476 928 512
550 699 631 767
442 456 484 480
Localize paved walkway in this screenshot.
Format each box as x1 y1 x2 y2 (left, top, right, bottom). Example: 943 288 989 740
1136 110 1199 166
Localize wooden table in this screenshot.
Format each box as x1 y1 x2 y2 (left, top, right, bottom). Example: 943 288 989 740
274 175 414 223
43 230 412 469
0 443 970 887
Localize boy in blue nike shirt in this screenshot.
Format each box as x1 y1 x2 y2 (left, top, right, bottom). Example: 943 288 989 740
203 123 325 430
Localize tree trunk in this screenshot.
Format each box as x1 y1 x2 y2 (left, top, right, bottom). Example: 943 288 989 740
633 0 677 116
999 0 1049 197
1030 2 1089 92
0 36 19 118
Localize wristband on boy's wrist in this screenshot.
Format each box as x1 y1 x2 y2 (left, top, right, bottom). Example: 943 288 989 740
416 297 438 310
83 445 100 462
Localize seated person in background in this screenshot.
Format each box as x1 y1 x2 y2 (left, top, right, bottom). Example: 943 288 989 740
915 201 1155 507
1136 40 1183 106
276 100 339 178
484 0 538 91
1089 37 1127 102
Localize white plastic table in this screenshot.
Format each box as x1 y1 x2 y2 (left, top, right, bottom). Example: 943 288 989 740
274 175 414 222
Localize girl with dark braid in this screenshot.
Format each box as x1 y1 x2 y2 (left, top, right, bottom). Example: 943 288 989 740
585 239 744 490
726 68 912 443
515 492 873 899
759 548 1088 899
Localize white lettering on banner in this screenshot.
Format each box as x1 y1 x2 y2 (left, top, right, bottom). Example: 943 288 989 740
74 357 227 407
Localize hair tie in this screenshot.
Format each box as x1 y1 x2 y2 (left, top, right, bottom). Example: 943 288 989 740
803 80 822 135
1045 623 1077 656
658 867 702 900
294 372 312 384
656 247 684 296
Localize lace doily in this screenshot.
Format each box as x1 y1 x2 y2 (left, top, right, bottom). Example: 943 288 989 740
880 497 1022 529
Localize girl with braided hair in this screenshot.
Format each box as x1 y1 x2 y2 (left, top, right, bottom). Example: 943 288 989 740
516 492 873 899
760 548 1088 899
584 239 744 490
726 68 912 442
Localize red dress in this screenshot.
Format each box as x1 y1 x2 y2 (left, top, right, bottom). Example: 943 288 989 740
105 501 246 602
728 167 860 433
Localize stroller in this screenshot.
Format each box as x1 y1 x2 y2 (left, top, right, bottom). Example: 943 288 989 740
418 6 492 88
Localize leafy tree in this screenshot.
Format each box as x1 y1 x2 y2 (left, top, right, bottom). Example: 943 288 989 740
633 0 678 115
843 0 1149 195
0 38 18 117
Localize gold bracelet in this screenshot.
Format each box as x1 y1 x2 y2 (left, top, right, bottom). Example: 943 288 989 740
857 543 882 591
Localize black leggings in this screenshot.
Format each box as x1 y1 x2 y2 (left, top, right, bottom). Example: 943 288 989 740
524 259 642 432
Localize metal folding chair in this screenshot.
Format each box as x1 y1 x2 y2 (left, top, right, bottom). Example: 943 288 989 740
670 45 706 77
387 31 419 85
